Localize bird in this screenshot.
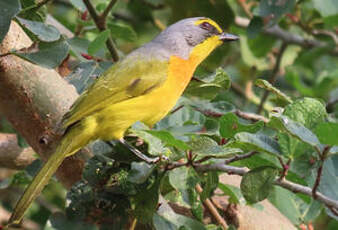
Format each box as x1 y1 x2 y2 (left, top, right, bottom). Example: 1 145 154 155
8 17 239 225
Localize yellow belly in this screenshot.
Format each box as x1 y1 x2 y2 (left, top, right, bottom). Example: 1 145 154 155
94 55 197 140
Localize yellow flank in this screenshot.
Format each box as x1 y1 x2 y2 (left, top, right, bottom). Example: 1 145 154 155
91 34 223 140
194 18 223 34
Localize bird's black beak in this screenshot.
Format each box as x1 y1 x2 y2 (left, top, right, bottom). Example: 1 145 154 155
219 32 239 42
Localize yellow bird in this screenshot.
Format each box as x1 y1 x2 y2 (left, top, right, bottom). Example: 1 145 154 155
8 17 238 225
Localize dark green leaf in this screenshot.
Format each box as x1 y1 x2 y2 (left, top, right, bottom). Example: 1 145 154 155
234 132 282 156
259 0 296 25
127 162 155 184
133 177 161 223
0 0 21 43
220 113 264 138
108 22 137 42
16 17 60 42
315 122 338 146
49 212 98 230
240 166 278 203
247 16 264 39
88 29 110 55
14 39 69 68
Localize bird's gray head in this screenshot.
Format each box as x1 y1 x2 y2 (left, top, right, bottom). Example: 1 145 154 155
148 17 239 60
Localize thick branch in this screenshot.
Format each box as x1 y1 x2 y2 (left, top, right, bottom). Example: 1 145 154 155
0 133 36 170
235 16 338 56
0 21 89 188
195 162 338 212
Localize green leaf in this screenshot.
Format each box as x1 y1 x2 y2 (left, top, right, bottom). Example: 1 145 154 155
269 114 321 148
240 35 269 70
234 132 282 156
255 79 293 104
185 68 231 100
220 113 264 138
16 17 60 42
127 162 155 184
131 129 169 156
154 207 206 230
313 0 338 17
247 16 264 39
315 122 338 146
48 212 98 230
108 22 137 42
200 172 219 201
88 29 110 55
240 166 278 203
259 0 296 25
67 61 112 94
189 136 242 158
133 177 161 223
277 97 327 157
0 0 21 43
218 183 245 205
14 39 69 68
69 0 87 12
146 130 190 150
169 167 199 206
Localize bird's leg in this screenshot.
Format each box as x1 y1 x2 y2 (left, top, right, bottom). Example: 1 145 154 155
119 138 160 164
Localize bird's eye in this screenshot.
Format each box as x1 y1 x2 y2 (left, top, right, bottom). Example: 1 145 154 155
200 22 214 31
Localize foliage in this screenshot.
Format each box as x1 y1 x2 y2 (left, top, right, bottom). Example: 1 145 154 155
0 0 338 229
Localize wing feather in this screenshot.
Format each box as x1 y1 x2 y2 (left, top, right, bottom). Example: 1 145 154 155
62 57 169 128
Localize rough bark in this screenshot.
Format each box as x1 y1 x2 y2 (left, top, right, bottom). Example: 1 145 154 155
0 21 88 188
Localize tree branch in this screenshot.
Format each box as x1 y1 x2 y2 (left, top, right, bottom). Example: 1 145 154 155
0 21 89 188
83 0 119 62
235 16 338 56
0 133 36 170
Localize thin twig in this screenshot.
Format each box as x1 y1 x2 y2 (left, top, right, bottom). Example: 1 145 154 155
235 16 338 56
83 0 119 62
195 184 228 229
257 42 288 114
224 151 258 164
312 146 331 198
101 0 117 19
277 157 291 181
195 162 338 212
235 110 269 123
236 0 253 18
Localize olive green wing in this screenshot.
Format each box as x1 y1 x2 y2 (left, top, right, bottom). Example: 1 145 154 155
62 57 169 128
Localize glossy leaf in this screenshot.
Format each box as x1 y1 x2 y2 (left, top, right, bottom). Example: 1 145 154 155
146 130 190 150
0 0 21 43
259 0 296 25
255 79 293 104
218 183 246 205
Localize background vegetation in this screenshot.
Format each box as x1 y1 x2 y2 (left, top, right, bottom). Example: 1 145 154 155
0 0 337 229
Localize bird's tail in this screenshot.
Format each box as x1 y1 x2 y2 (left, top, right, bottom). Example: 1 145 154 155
8 121 94 226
